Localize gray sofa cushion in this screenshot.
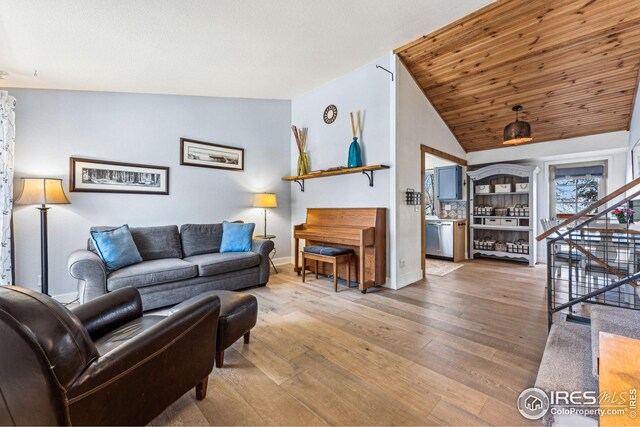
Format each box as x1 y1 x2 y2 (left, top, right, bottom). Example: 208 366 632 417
184 252 260 277
90 225 183 260
130 225 183 260
180 224 223 257
107 258 198 291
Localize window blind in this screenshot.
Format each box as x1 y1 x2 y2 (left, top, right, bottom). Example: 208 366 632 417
554 165 604 179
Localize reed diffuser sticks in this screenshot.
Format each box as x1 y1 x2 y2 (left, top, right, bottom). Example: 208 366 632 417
349 111 362 139
292 125 310 175
291 125 307 154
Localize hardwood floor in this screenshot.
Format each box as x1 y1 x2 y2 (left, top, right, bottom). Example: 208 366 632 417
152 259 549 426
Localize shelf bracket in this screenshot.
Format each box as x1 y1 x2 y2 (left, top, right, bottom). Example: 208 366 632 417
362 170 374 187
294 179 305 192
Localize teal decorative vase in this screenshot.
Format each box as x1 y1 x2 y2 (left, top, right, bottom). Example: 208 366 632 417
348 137 362 168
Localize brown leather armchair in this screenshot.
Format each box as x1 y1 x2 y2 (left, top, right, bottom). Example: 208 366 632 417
0 285 220 426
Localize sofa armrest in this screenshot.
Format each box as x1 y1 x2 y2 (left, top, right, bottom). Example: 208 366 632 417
71 288 143 340
68 250 108 303
252 239 274 284
251 239 274 256
67 294 221 425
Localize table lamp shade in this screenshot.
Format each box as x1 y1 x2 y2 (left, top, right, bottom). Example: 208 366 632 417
15 178 70 206
253 193 277 208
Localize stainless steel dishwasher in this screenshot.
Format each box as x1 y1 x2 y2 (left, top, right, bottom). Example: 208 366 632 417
425 221 454 258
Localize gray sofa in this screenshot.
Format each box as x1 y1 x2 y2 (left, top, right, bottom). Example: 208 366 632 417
68 224 274 310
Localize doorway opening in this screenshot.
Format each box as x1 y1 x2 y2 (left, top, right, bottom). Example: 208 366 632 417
420 145 467 277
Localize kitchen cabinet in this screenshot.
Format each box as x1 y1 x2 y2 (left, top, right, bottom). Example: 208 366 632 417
436 165 462 201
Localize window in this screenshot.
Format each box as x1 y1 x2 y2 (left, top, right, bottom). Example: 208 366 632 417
551 163 605 218
425 170 435 216
555 178 600 215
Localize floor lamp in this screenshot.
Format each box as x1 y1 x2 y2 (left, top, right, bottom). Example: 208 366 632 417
253 193 277 238
15 178 70 296
253 192 278 274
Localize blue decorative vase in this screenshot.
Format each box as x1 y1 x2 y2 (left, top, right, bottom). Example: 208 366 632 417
348 137 362 168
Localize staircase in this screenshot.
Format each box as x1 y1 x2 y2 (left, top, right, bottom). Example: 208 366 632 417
533 178 640 425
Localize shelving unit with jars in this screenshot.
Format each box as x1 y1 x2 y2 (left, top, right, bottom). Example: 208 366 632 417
467 164 540 266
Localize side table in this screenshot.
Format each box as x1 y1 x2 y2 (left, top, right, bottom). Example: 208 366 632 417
255 234 278 274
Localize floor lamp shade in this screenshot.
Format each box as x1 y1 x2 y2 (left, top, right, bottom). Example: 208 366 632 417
14 178 70 296
253 193 277 208
15 178 70 206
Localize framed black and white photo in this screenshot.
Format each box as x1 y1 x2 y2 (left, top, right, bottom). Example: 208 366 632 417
180 138 244 171
70 157 169 195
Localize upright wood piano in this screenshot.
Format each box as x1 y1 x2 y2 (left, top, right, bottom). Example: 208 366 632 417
294 208 386 293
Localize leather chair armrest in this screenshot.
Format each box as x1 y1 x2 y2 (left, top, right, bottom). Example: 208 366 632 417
71 287 143 340
67 294 220 403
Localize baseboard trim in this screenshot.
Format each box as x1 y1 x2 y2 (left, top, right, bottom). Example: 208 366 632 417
394 269 423 290
272 256 293 266
381 276 395 290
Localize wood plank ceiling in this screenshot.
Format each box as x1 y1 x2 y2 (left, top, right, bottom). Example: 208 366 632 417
395 0 640 152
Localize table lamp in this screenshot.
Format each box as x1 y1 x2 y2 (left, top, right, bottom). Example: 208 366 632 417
253 193 277 238
15 178 70 295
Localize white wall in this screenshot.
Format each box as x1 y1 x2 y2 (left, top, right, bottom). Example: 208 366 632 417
468 131 629 263
425 153 457 168
290 55 394 283
10 89 292 296
395 57 467 287
468 131 630 165
628 87 640 181
631 91 640 152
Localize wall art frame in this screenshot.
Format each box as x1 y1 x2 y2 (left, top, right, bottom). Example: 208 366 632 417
180 138 244 171
69 157 170 195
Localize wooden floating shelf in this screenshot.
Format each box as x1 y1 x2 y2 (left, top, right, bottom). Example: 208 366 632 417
283 164 390 181
282 165 390 192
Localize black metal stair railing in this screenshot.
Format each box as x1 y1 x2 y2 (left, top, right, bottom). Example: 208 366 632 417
541 184 640 328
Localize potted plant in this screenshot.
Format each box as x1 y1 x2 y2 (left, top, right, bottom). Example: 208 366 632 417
612 207 635 224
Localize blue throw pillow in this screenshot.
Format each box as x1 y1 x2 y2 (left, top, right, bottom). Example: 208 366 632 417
91 224 143 272
220 221 255 253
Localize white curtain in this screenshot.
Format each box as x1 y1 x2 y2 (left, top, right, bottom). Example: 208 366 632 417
0 91 16 285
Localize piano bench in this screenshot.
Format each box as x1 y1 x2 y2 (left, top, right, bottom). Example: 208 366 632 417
302 246 353 292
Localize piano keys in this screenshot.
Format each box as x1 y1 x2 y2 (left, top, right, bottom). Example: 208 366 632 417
293 208 386 292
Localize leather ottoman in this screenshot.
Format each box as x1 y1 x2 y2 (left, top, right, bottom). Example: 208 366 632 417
159 290 258 368
209 290 258 367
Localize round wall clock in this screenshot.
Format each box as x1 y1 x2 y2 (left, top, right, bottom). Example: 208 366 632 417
323 104 338 124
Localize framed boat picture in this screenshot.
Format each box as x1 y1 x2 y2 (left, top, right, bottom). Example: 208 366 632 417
180 138 244 171
69 157 169 195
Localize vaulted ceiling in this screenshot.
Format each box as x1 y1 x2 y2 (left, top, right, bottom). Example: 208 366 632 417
395 0 640 152
0 0 493 100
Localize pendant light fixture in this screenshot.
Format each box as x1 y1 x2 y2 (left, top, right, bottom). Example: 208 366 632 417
503 105 532 145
